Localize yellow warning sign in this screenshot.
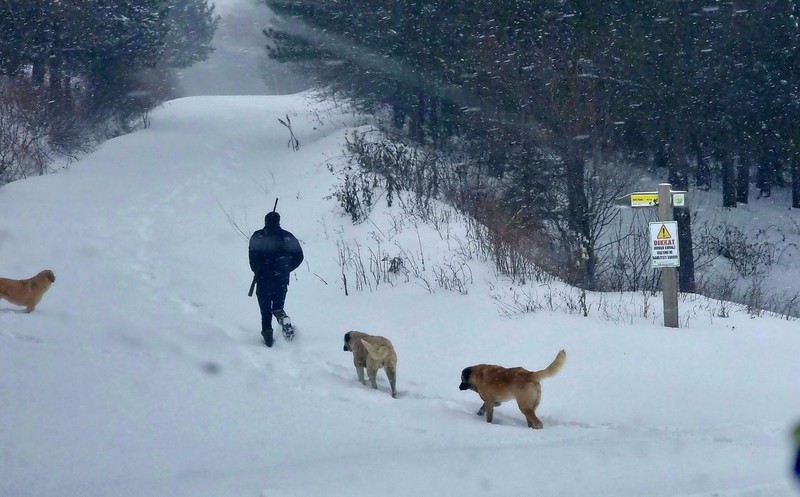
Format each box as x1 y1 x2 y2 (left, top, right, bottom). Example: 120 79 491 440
649 221 680 268
656 224 672 239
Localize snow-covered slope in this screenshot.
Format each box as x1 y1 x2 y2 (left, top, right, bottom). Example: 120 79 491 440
1 93 798 497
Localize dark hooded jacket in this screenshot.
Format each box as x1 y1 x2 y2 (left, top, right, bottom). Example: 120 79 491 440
249 215 304 284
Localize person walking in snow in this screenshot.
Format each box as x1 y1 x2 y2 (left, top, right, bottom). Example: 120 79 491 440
249 211 304 347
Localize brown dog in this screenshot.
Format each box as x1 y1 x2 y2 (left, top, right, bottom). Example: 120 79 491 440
0 270 56 313
343 331 398 398
459 349 566 429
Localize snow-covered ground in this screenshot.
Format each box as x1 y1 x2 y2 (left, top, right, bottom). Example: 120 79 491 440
1 93 799 497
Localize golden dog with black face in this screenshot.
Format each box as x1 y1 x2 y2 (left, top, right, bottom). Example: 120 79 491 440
459 349 566 429
0 270 55 313
343 331 398 398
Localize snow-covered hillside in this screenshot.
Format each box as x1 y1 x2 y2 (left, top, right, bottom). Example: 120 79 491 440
1 93 799 497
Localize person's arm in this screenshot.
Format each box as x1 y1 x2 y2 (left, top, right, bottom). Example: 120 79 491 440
287 235 304 271
249 235 261 274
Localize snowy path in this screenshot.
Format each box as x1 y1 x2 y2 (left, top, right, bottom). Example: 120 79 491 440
1 95 798 497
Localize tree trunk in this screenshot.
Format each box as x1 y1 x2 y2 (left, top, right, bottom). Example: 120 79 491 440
719 141 737 207
428 96 439 146
736 153 749 204
566 149 591 284
674 207 695 293
792 150 800 209
693 137 711 191
756 145 775 198
563 55 593 288
669 131 696 293
31 57 46 89
410 90 426 143
48 54 63 112
391 100 406 131
63 75 73 111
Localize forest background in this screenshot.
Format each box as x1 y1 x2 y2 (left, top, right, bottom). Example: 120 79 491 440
2 0 800 316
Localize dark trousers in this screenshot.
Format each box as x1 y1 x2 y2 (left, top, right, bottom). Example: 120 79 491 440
255 279 288 331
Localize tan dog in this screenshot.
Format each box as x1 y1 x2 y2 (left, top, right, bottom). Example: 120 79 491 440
343 331 398 398
459 349 566 429
0 269 55 313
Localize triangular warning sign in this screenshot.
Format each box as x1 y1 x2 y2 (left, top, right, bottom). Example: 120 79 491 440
657 224 672 239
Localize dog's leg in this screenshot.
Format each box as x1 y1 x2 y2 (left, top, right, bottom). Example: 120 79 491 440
386 364 397 398
366 360 379 389
25 287 42 313
354 359 367 385
476 401 501 416
357 367 367 385
484 402 495 423
517 399 544 429
480 396 496 423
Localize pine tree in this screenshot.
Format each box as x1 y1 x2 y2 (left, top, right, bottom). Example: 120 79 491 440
162 0 219 68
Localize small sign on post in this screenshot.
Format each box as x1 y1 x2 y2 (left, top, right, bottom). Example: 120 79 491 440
631 193 659 207
615 190 687 209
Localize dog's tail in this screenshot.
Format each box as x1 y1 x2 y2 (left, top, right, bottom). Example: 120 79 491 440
533 349 566 380
361 339 391 362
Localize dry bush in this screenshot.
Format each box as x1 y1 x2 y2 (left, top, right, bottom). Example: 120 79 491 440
334 235 473 296
465 196 557 285
695 220 793 278
338 128 559 286
600 213 660 293
0 81 51 184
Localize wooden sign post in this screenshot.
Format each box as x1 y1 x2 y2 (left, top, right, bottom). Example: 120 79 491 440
616 183 686 328
656 183 679 328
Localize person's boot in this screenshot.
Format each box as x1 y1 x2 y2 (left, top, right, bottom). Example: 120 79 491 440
273 310 294 341
262 329 274 347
